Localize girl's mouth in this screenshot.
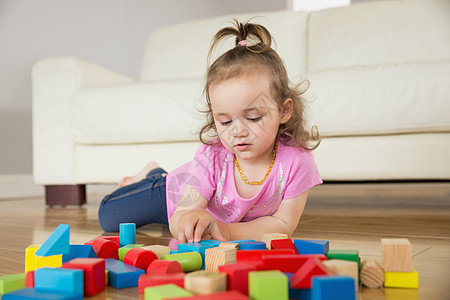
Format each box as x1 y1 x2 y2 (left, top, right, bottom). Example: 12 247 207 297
235 143 251 151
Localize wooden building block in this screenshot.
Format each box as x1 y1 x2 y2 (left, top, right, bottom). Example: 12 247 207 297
147 260 183 275
240 241 267 250
170 290 248 299
105 258 145 289
360 258 384 288
25 244 62 273
184 271 227 295
322 259 359 290
199 240 222 247
290 257 334 289
0 273 26 295
2 288 82 300
119 244 145 261
141 245 170 259
177 242 216 269
384 268 419 289
35 267 83 297
381 238 413 272
293 239 329 255
218 262 256 295
162 252 203 272
119 223 136 246
236 250 295 269
219 242 240 250
62 245 97 263
271 239 298 254
261 233 288 250
85 236 120 260
62 258 106 296
25 271 34 288
123 248 158 270
311 275 356 300
138 273 185 293
144 284 193 300
35 224 70 257
205 247 236 272
327 250 360 268
249 270 288 300
262 254 327 273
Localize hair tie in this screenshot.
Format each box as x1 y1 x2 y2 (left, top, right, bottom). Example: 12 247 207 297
238 40 247 47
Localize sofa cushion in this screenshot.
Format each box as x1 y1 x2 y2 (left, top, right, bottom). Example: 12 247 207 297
140 10 308 83
306 0 450 136
71 79 204 144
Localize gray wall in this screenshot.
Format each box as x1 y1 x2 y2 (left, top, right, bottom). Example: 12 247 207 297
0 0 286 174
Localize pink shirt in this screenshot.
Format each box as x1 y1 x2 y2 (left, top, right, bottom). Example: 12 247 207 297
166 138 322 223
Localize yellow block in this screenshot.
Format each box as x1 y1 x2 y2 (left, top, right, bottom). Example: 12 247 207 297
25 244 62 273
105 270 109 285
384 268 419 289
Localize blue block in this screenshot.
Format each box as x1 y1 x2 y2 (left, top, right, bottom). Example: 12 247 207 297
119 223 136 246
311 276 356 300
105 258 145 289
199 240 222 247
62 244 97 263
285 273 312 300
294 239 329 255
35 224 70 257
35 268 83 297
170 249 192 254
2 288 82 300
228 239 255 244
240 241 267 250
177 242 216 269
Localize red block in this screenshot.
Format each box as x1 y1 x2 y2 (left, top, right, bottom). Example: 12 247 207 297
270 239 298 254
170 290 248 299
236 250 295 269
290 256 334 289
85 236 120 260
25 271 35 288
62 258 106 296
261 254 327 273
123 248 158 270
138 273 185 293
218 262 257 295
147 259 183 275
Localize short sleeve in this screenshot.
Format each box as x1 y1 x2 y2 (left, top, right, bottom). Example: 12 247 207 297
283 151 322 199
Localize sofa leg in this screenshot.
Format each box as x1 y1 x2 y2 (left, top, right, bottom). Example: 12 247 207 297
45 185 86 206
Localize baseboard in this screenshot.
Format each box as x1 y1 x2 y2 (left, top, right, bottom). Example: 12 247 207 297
0 174 117 200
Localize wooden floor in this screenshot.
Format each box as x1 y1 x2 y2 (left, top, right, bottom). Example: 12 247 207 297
0 182 449 300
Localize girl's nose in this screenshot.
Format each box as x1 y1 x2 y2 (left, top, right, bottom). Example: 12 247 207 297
232 118 249 138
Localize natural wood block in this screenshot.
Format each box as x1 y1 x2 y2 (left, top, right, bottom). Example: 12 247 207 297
360 258 384 288
140 245 170 259
184 271 227 295
261 233 288 250
381 238 413 272
219 242 240 250
322 259 359 290
205 247 236 272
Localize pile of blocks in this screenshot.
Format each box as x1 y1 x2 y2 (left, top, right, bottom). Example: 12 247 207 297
0 225 418 299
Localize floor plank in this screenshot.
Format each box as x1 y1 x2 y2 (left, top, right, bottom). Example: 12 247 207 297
0 182 449 300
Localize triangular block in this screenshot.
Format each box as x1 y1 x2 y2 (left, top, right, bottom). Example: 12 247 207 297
290 256 334 289
35 224 70 257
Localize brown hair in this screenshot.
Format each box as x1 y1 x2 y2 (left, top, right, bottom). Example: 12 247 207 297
199 19 320 151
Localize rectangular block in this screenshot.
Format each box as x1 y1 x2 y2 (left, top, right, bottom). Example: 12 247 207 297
205 247 236 272
381 238 413 272
236 250 295 269
0 273 26 295
62 258 106 296
218 262 257 295
177 242 216 269
326 250 360 265
249 270 288 300
145 284 193 300
261 254 327 273
35 268 83 297
270 239 298 254
140 245 170 259
261 233 288 250
1 288 82 300
384 268 419 289
105 258 145 289
62 245 97 263
311 275 356 300
170 290 248 299
294 239 329 255
25 245 62 273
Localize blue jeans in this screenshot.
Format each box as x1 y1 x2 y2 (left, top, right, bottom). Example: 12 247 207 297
98 168 169 232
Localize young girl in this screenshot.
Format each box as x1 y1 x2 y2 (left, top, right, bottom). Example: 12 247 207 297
98 20 322 243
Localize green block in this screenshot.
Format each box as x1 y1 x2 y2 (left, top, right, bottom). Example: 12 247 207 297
145 284 193 300
0 273 26 295
118 244 144 261
327 250 360 265
162 252 202 272
249 270 288 300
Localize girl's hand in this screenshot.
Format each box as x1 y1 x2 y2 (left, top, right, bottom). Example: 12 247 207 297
177 208 229 243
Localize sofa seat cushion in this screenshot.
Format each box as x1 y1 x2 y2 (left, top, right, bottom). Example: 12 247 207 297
71 79 204 144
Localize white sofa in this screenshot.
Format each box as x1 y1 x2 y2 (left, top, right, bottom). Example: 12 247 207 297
33 0 450 205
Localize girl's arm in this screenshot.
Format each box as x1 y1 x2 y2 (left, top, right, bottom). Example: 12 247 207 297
226 191 309 241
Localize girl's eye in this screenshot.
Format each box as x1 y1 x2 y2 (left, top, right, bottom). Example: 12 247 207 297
248 116 262 122
220 121 232 126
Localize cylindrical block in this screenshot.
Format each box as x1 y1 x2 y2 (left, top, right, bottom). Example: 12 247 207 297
119 223 136 246
161 252 202 272
123 248 158 270
360 258 384 288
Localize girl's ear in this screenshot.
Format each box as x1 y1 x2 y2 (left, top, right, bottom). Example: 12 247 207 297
280 98 293 124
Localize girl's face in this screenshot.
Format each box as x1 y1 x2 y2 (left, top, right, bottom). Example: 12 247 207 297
209 73 292 163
